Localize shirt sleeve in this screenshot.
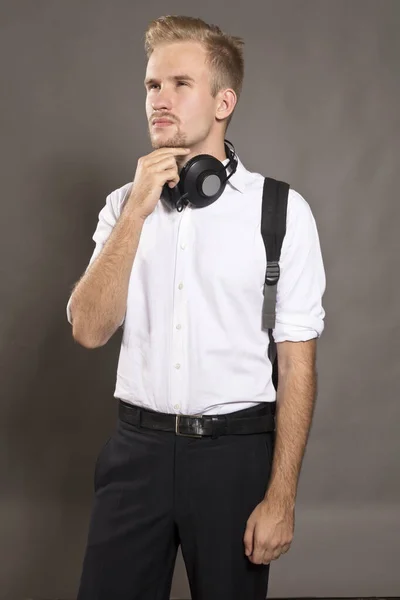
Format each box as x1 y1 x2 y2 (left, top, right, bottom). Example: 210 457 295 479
66 183 132 326
272 189 326 343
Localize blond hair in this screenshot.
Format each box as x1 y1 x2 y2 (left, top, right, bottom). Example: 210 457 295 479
144 15 244 127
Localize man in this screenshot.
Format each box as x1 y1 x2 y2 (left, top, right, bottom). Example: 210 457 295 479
67 15 326 600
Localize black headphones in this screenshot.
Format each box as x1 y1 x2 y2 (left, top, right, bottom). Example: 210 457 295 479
161 139 238 212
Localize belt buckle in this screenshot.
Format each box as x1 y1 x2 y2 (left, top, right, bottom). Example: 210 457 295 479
175 414 203 438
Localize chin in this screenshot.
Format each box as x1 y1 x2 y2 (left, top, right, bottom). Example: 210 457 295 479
149 129 187 150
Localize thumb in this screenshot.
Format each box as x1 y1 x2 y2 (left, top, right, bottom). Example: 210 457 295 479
243 521 255 556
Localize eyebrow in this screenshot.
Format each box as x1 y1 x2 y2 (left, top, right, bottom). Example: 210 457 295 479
144 74 196 87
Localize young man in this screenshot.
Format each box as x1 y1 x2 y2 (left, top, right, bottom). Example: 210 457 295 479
67 15 326 600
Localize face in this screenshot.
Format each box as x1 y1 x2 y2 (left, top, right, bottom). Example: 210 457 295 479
145 41 220 150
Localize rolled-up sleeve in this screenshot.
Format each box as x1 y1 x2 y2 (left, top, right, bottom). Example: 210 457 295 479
66 183 131 326
273 189 326 343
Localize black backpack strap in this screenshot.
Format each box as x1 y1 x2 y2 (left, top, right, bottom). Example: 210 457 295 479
261 177 289 388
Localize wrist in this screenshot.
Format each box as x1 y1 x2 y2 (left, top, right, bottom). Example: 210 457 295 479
124 198 148 223
264 486 296 511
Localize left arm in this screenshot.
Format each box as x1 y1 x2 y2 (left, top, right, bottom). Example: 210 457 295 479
244 335 320 566
244 339 319 564
244 189 325 565
265 338 318 509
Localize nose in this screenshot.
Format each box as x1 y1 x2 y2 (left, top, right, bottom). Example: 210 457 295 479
151 86 173 113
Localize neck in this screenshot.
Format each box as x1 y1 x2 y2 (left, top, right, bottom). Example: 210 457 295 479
178 139 227 169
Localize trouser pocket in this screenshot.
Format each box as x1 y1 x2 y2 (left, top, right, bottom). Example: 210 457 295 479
94 436 113 492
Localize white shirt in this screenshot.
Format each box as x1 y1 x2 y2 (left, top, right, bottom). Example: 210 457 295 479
67 155 326 416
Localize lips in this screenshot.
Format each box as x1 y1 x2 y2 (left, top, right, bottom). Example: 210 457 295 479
152 117 175 127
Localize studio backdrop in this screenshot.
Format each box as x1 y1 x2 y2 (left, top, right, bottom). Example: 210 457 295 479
1 0 399 598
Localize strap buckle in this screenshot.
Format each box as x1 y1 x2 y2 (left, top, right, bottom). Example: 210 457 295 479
265 261 280 286
175 414 203 438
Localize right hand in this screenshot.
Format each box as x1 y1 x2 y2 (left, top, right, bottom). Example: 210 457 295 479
128 147 191 219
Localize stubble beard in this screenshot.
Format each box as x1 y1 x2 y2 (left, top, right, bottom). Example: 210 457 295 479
148 125 188 150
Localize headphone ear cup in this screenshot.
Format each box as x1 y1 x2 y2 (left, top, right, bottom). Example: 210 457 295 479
198 171 224 197
160 142 237 210
182 155 225 208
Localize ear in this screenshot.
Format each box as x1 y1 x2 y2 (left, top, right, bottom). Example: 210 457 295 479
215 89 237 123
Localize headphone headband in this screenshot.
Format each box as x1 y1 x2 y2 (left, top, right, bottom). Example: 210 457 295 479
220 140 238 185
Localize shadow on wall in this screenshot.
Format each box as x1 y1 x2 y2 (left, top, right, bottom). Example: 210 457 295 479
2 155 125 599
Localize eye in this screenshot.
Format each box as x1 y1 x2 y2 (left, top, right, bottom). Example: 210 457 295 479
177 81 188 86
149 84 159 90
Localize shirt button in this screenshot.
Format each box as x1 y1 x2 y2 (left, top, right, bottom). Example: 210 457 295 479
180 242 186 250
174 404 180 410
176 324 182 330
178 282 183 290
175 363 181 369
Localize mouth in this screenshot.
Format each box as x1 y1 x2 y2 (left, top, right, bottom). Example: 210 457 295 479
152 119 175 128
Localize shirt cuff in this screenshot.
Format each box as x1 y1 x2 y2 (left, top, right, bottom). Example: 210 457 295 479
273 312 325 343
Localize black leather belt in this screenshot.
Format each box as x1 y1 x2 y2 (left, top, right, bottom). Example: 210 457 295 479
118 400 276 439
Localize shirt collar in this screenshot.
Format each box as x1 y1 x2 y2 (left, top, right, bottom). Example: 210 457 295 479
222 155 247 194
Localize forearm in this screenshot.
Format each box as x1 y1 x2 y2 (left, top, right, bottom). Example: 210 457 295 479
265 343 318 507
70 199 145 348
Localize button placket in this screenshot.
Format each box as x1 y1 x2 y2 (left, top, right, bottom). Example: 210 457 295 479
170 209 190 413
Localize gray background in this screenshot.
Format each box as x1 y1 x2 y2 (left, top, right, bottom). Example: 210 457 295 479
1 0 399 598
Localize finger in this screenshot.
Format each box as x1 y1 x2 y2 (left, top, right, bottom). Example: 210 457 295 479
152 156 179 173
150 147 191 162
151 154 190 171
156 146 190 154
243 523 255 556
160 166 180 188
259 552 275 565
262 548 286 564
249 538 266 564
249 548 266 565
243 527 254 557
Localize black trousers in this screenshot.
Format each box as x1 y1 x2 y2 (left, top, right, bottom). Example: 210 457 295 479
77 402 275 600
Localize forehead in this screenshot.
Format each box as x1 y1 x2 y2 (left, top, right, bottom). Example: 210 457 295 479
146 41 209 80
